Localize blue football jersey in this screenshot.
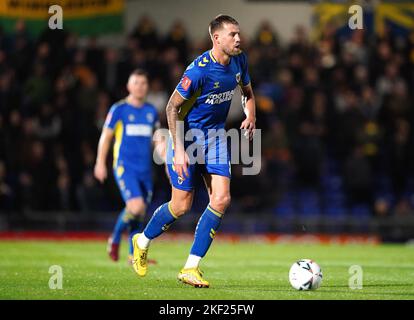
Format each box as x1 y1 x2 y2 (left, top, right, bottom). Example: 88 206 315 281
175 50 250 132
104 100 159 172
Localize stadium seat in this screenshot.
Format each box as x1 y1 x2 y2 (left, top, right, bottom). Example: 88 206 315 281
273 192 296 218
297 189 321 217
350 204 372 217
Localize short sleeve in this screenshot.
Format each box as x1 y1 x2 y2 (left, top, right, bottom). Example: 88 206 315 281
240 52 251 87
176 61 204 99
104 105 121 129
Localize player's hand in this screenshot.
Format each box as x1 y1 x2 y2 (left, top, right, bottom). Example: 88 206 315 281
94 162 107 183
240 116 256 141
174 149 190 180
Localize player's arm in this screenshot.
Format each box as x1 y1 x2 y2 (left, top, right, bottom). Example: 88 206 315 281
240 83 256 140
94 127 114 183
152 121 167 163
165 90 190 179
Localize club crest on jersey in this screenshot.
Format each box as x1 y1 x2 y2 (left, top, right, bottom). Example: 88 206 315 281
178 176 184 185
236 72 241 83
181 76 192 91
214 82 220 89
146 112 154 123
128 114 135 122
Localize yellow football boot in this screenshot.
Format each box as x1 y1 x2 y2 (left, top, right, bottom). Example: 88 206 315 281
129 254 157 265
131 233 148 277
177 268 210 288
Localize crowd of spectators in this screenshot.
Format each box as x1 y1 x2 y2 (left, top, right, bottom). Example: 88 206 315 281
0 16 413 218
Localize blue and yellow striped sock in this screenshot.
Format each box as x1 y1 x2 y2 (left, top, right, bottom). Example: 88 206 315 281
112 208 132 244
190 205 223 258
143 202 178 239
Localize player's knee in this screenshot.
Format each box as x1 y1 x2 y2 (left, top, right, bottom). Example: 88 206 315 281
210 194 231 213
170 189 193 217
170 200 192 217
126 200 146 216
170 193 193 217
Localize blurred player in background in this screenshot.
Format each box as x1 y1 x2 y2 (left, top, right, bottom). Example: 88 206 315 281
94 69 165 264
132 15 256 287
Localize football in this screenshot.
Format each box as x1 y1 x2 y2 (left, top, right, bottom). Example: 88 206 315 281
289 259 323 291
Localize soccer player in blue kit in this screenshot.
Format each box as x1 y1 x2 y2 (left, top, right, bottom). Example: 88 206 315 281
94 69 164 264
132 15 257 287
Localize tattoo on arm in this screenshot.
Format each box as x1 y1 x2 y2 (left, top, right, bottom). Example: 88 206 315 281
166 90 186 149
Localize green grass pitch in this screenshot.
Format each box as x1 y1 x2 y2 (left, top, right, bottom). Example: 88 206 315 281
1 240 414 299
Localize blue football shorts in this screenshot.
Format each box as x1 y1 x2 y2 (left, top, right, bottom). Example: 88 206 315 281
113 162 153 204
166 135 231 191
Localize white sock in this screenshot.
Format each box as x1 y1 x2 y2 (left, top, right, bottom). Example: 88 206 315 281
137 233 151 249
184 254 201 269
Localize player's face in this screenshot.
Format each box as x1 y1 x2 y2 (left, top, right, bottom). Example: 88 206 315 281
217 23 241 56
127 74 148 100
